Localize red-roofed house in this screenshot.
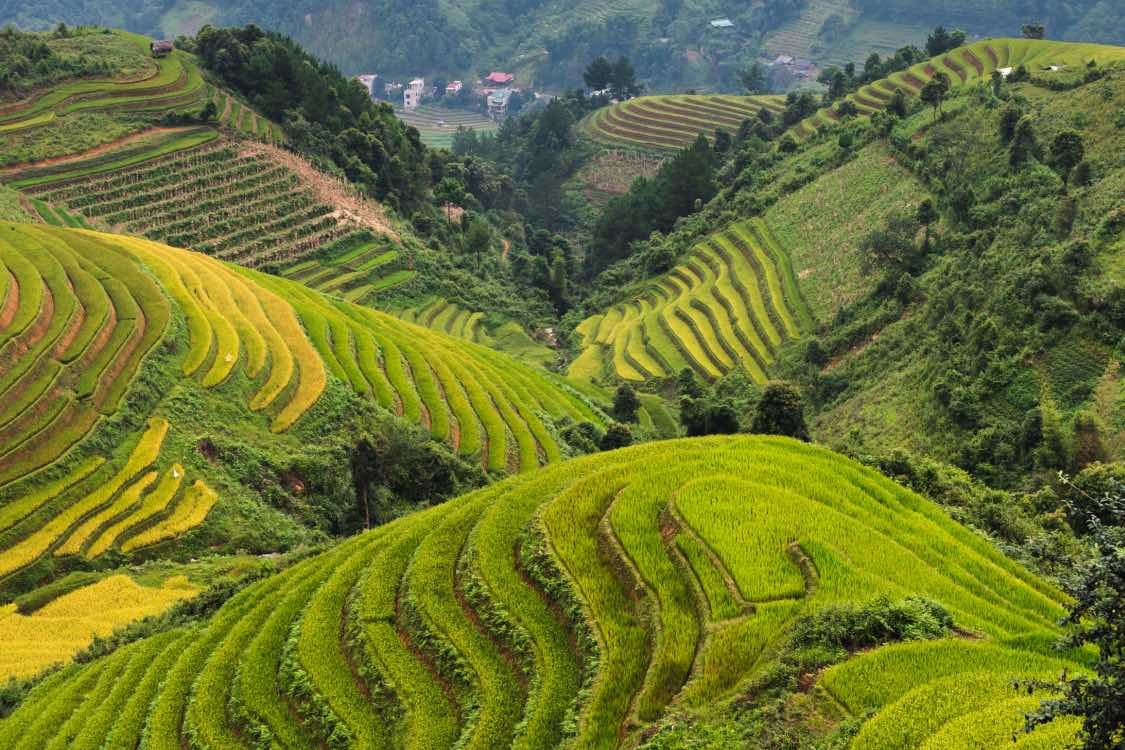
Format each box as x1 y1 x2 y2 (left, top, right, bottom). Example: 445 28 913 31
484 72 514 85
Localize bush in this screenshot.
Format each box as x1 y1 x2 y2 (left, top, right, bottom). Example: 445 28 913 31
600 422 634 451
612 384 640 423
790 595 953 652
749 382 809 441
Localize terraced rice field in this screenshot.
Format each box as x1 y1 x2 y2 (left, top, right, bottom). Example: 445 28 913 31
395 105 498 149
281 236 412 304
0 436 1080 748
396 298 490 344
0 574 198 680
792 38 1125 139
821 638 1084 749
570 219 813 382
0 39 208 134
762 0 856 61
0 224 599 551
582 95 785 151
204 83 284 143
20 143 377 269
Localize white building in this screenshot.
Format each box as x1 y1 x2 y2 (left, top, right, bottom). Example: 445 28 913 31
404 78 425 110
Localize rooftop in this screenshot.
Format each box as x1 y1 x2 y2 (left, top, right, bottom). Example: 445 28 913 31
485 72 515 84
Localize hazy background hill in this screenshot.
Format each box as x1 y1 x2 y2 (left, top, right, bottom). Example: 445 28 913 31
3 0 1123 90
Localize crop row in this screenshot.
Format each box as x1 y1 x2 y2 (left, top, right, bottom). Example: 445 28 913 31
583 95 785 151
396 298 488 344
0 436 1081 748
0 225 170 487
570 218 812 383
0 36 188 126
29 141 369 268
795 38 1125 138
821 638 1084 749
251 269 600 472
280 237 408 304
0 575 197 682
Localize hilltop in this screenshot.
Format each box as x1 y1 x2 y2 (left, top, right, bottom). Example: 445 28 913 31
5 0 1124 92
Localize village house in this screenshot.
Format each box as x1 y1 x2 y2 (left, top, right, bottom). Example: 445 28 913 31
404 78 425 110
446 80 463 95
709 18 734 29
484 71 514 86
150 39 174 57
487 88 513 118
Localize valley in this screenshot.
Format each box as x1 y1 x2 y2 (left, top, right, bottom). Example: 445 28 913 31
0 13 1122 750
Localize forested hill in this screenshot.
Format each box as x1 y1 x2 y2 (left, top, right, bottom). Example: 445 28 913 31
3 0 1123 90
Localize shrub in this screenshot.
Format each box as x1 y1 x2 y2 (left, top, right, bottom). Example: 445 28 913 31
749 382 808 441
790 596 953 652
600 422 634 451
612 384 641 423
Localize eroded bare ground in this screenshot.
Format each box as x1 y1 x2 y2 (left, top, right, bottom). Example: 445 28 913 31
239 142 400 242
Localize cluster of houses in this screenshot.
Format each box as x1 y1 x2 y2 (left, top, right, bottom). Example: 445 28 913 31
354 70 523 120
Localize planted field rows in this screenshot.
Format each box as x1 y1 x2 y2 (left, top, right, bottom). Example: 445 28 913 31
793 38 1125 139
25 144 373 269
0 43 208 133
204 83 284 143
0 436 1080 748
395 105 498 149
0 224 172 488
397 298 488 345
570 218 813 383
0 225 599 580
582 95 785 152
280 235 412 304
0 574 198 680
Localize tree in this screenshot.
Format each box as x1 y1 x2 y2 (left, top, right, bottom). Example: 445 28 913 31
609 57 641 100
1021 22 1046 40
583 56 613 91
738 63 766 94
889 88 908 118
915 198 937 250
1019 519 1124 749
464 217 491 270
1071 160 1093 187
925 26 953 58
1009 116 1041 167
600 422 634 451
920 72 950 119
990 69 1004 97
612 384 641 423
350 429 484 529
999 104 1022 143
859 211 921 273
1051 130 1085 185
749 382 809 440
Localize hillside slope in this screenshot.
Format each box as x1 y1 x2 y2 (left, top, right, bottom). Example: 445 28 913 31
5 0 1124 87
0 436 1082 748
0 224 601 588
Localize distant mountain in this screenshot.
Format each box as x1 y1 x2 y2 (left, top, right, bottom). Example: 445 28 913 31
5 0 1121 91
